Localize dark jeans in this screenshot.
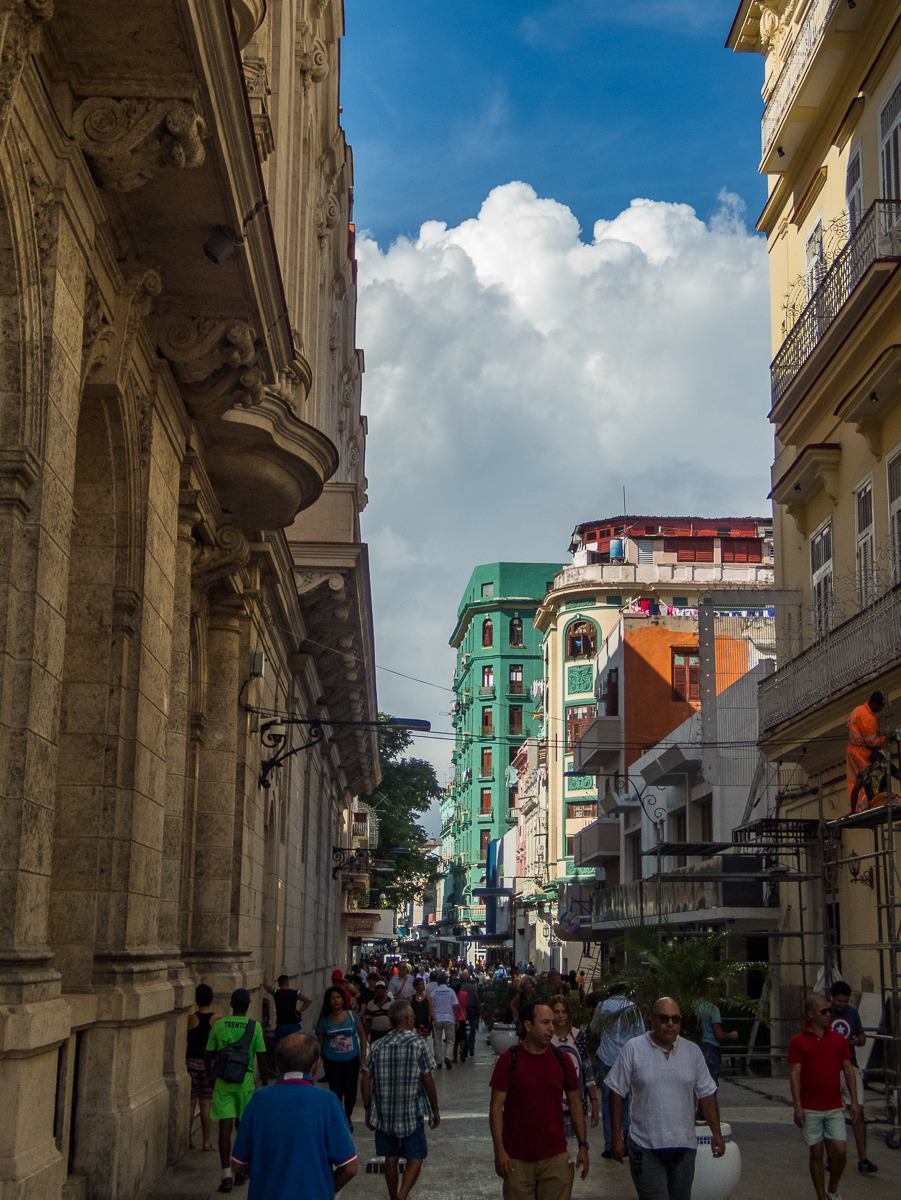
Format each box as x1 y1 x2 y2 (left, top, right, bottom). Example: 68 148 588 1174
322 1056 360 1119
454 1018 468 1058
467 1007 479 1054
627 1139 696 1200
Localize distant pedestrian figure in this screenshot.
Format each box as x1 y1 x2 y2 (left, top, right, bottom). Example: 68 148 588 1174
361 1000 440 1200
186 983 216 1151
262 972 312 1044
846 692 885 809
607 996 724 1200
829 981 877 1173
430 972 457 1069
230 1033 357 1199
363 978 394 1044
489 1001 588 1200
788 992 862 1200
205 988 269 1193
316 985 367 1128
590 991 641 1156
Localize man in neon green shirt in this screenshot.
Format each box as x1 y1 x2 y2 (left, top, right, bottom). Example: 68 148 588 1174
205 987 268 1193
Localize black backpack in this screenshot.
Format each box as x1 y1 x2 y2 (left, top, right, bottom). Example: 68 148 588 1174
211 1019 257 1084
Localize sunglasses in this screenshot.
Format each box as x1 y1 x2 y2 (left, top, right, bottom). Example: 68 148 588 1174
818 1008 830 1015
654 1014 682 1024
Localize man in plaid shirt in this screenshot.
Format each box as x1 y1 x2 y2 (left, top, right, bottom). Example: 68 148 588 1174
361 1000 441 1200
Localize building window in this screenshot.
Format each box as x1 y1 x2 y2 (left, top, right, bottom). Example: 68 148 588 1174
881 77 901 201
889 450 901 582
722 538 762 563
604 667 619 717
508 787 517 809
810 521 833 639
565 704 596 749
565 836 574 858
629 833 642 881
637 539 655 565
482 618 493 647
480 747 492 777
664 537 714 563
570 802 597 820
481 665 494 688
480 830 491 860
847 147 863 234
672 809 687 868
698 797 713 843
671 650 700 703
481 706 493 736
804 218 826 302
509 616 524 647
481 582 494 597
480 788 492 815
856 479 875 610
509 706 523 736
508 663 523 694
566 620 596 659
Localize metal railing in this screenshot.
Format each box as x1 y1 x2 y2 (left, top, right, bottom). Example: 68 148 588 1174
759 582 901 732
771 200 901 404
761 0 840 160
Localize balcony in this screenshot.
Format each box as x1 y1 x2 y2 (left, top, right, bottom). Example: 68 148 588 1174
591 857 769 929
508 722 524 737
505 806 518 825
552 563 773 591
573 715 622 774
771 200 901 409
759 0 872 173
758 580 901 736
507 682 524 695
574 817 621 866
479 685 495 698
480 724 493 738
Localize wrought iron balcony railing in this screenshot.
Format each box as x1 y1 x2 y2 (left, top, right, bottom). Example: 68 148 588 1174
758 581 901 733
771 199 901 405
761 0 840 161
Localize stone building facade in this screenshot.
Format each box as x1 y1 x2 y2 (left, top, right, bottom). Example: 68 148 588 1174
0 2 377 1197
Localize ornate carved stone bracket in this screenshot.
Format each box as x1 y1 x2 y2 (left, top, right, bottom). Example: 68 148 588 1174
297 30 329 92
159 316 264 421
243 57 274 161
83 266 163 391
295 570 344 596
72 97 205 191
191 523 250 607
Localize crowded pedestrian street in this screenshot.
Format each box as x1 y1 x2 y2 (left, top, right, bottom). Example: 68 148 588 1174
148 1031 901 1200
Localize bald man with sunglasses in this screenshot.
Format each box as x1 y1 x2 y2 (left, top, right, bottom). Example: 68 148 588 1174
605 997 724 1200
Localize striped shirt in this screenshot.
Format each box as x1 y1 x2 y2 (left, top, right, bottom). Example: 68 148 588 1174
362 1028 437 1136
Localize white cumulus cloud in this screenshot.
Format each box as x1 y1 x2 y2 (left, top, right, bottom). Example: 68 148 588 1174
357 182 772 819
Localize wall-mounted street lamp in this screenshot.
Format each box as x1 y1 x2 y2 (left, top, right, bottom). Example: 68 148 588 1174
258 715 430 789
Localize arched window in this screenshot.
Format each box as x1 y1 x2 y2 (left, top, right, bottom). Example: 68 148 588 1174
566 620 596 660
482 618 493 647
509 616 524 647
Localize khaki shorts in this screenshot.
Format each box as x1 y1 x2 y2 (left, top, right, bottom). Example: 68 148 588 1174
840 1065 864 1107
503 1151 571 1200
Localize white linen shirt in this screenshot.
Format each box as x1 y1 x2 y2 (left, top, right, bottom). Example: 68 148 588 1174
604 1032 716 1150
430 984 457 1023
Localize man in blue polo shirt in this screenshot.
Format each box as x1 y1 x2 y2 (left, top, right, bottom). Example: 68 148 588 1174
231 1033 357 1199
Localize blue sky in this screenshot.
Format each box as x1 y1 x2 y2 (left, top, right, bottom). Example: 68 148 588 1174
338 1 773 817
341 0 767 248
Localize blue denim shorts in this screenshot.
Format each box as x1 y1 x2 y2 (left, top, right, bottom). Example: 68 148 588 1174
375 1120 428 1161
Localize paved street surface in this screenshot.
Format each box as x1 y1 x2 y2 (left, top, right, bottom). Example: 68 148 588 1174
149 1041 901 1200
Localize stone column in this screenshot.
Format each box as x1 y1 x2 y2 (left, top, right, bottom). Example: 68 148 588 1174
185 595 247 995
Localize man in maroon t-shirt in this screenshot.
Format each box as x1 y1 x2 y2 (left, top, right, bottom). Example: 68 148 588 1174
787 992 861 1200
489 1002 588 1199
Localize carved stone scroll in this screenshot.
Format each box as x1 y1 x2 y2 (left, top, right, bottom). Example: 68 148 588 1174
191 522 250 602
72 97 205 191
159 316 265 422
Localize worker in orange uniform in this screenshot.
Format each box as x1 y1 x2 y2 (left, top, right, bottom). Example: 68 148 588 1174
847 692 886 810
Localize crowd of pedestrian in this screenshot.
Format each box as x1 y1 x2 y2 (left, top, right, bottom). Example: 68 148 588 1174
179 953 879 1200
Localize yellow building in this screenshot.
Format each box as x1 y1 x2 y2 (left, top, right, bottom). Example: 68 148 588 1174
0 3 377 1197
729 0 901 1074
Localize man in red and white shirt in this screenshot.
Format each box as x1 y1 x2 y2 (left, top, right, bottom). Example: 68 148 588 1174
788 993 862 1200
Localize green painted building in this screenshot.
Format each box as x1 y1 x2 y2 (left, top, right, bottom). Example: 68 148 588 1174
440 562 564 934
